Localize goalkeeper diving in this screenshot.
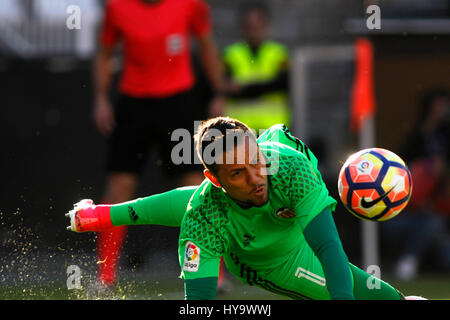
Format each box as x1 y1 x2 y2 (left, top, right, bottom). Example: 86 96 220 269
66 117 420 300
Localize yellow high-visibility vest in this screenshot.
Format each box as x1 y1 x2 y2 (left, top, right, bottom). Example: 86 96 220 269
223 41 291 134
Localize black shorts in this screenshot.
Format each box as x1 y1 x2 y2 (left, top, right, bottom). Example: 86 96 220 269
106 90 205 178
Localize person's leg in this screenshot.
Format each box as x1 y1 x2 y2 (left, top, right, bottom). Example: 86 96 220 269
103 172 139 203
384 209 427 280
97 172 138 286
402 210 444 257
225 246 331 300
393 209 445 280
98 94 151 286
158 89 205 186
227 247 404 300
216 256 232 294
437 229 450 271
256 262 404 300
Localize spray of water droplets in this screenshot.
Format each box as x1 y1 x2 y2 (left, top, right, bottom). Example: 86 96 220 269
0 209 183 300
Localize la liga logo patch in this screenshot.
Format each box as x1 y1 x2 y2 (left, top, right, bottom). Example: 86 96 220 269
183 241 200 272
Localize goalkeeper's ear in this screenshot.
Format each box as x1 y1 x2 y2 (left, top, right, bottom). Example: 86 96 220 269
204 169 222 188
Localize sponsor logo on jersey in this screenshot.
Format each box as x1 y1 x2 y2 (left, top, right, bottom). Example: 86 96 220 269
294 267 326 286
183 241 200 272
275 207 295 218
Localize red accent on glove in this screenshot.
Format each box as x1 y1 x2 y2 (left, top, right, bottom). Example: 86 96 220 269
75 205 113 232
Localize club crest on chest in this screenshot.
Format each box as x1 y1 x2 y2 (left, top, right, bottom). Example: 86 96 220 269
275 207 295 218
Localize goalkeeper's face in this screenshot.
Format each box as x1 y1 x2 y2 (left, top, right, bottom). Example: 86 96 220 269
211 138 269 208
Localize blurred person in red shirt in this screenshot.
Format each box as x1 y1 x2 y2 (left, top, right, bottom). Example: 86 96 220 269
384 89 450 281
92 0 225 289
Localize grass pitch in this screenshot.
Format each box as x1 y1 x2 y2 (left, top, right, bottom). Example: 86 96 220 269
1 275 448 300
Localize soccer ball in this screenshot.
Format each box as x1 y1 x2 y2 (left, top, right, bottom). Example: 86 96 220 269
337 148 413 221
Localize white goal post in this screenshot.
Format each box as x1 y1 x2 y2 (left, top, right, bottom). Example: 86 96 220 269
291 44 379 270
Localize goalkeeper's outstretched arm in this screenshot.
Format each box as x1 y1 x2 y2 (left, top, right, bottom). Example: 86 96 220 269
66 186 196 232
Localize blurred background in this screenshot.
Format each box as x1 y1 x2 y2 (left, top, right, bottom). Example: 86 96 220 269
0 0 449 299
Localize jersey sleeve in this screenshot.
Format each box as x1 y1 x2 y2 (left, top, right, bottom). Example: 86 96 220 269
178 206 224 280
178 183 229 280
303 208 354 300
109 186 197 227
99 1 121 48
184 277 218 300
178 240 221 280
189 0 212 38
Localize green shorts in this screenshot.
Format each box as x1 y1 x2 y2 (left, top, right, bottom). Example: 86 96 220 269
225 249 404 300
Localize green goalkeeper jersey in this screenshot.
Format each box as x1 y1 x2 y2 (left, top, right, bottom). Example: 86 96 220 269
178 124 337 287
107 123 404 300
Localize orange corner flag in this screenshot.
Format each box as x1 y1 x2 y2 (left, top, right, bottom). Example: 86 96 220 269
350 37 376 133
